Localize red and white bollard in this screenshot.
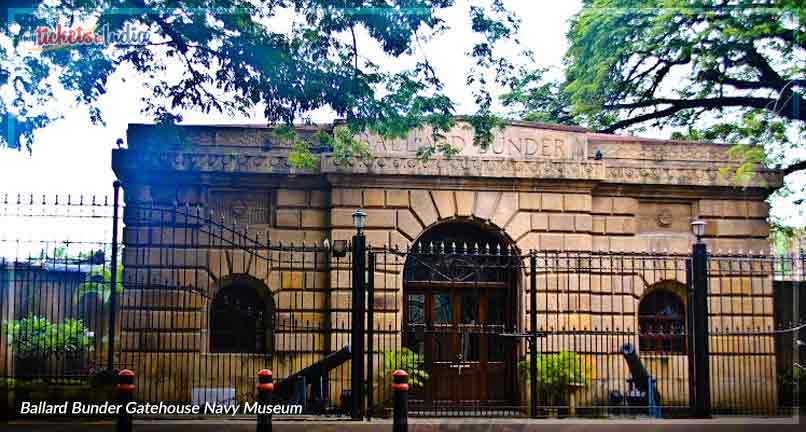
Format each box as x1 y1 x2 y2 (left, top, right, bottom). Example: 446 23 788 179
256 369 273 432
116 369 135 432
392 370 409 432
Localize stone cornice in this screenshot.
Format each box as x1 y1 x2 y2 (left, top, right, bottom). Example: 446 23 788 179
324 174 599 193
590 140 738 164
604 164 781 188
113 148 781 190
320 155 606 180
113 149 311 176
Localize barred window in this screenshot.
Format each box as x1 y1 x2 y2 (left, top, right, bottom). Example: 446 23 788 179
638 289 686 353
210 281 272 353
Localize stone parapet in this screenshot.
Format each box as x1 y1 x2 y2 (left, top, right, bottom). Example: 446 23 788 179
115 121 783 189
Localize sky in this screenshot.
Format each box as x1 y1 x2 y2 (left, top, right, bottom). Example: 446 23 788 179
0 0 802 252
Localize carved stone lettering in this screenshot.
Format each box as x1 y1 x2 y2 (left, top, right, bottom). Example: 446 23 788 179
358 122 586 161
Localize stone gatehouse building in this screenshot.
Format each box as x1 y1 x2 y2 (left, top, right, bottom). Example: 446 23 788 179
112 120 782 413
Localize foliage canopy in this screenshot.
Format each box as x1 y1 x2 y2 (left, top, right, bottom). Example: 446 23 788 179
503 0 805 181
1 0 523 159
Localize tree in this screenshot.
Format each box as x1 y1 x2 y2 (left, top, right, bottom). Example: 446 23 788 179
1 0 523 158
503 0 805 182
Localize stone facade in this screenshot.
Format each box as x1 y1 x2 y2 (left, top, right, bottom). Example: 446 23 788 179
113 120 782 410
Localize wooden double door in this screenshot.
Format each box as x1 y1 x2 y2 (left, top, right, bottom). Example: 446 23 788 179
404 283 518 411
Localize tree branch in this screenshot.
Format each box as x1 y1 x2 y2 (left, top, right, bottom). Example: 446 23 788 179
741 46 786 88
601 95 806 132
600 105 683 133
605 96 777 110
132 0 189 55
697 69 781 91
783 160 806 176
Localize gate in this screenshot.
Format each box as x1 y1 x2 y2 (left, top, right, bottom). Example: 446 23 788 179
369 240 525 416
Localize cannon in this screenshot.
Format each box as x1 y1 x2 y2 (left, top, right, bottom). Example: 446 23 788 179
620 342 661 416
273 345 352 414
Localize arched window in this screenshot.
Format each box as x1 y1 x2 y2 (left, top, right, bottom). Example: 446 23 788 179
210 281 272 353
638 289 686 353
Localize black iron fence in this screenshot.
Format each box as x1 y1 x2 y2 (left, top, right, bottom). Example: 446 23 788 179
0 191 804 419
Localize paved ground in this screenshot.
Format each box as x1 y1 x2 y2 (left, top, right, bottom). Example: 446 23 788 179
2 417 803 432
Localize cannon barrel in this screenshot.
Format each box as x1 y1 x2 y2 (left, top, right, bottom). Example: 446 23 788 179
621 342 661 404
274 344 352 399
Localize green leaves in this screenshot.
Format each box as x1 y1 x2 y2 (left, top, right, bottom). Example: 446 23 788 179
501 68 575 125
2 0 521 157
332 127 371 165
3 316 94 357
506 0 805 206
529 0 805 130
371 347 429 410
518 351 590 404
380 348 429 389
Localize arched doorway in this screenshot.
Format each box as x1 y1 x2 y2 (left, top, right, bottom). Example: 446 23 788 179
402 221 520 414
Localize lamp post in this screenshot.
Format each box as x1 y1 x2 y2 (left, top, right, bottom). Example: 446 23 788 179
350 208 367 420
691 219 706 242
690 219 711 418
352 208 367 234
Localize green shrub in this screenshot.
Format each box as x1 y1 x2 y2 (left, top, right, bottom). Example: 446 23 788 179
372 348 429 412
378 348 428 388
518 351 590 405
2 316 94 357
779 365 806 386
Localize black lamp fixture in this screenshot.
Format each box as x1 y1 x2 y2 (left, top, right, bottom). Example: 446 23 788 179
352 208 368 234
690 219 706 243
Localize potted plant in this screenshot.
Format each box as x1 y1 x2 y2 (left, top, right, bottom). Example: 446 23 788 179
519 351 590 417
370 348 429 417
778 365 806 412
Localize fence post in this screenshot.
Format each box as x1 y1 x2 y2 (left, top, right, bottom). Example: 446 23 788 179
392 370 408 432
529 252 538 418
107 180 121 371
686 259 696 412
366 251 375 420
116 369 135 432
692 241 711 418
351 231 366 420
256 369 273 432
